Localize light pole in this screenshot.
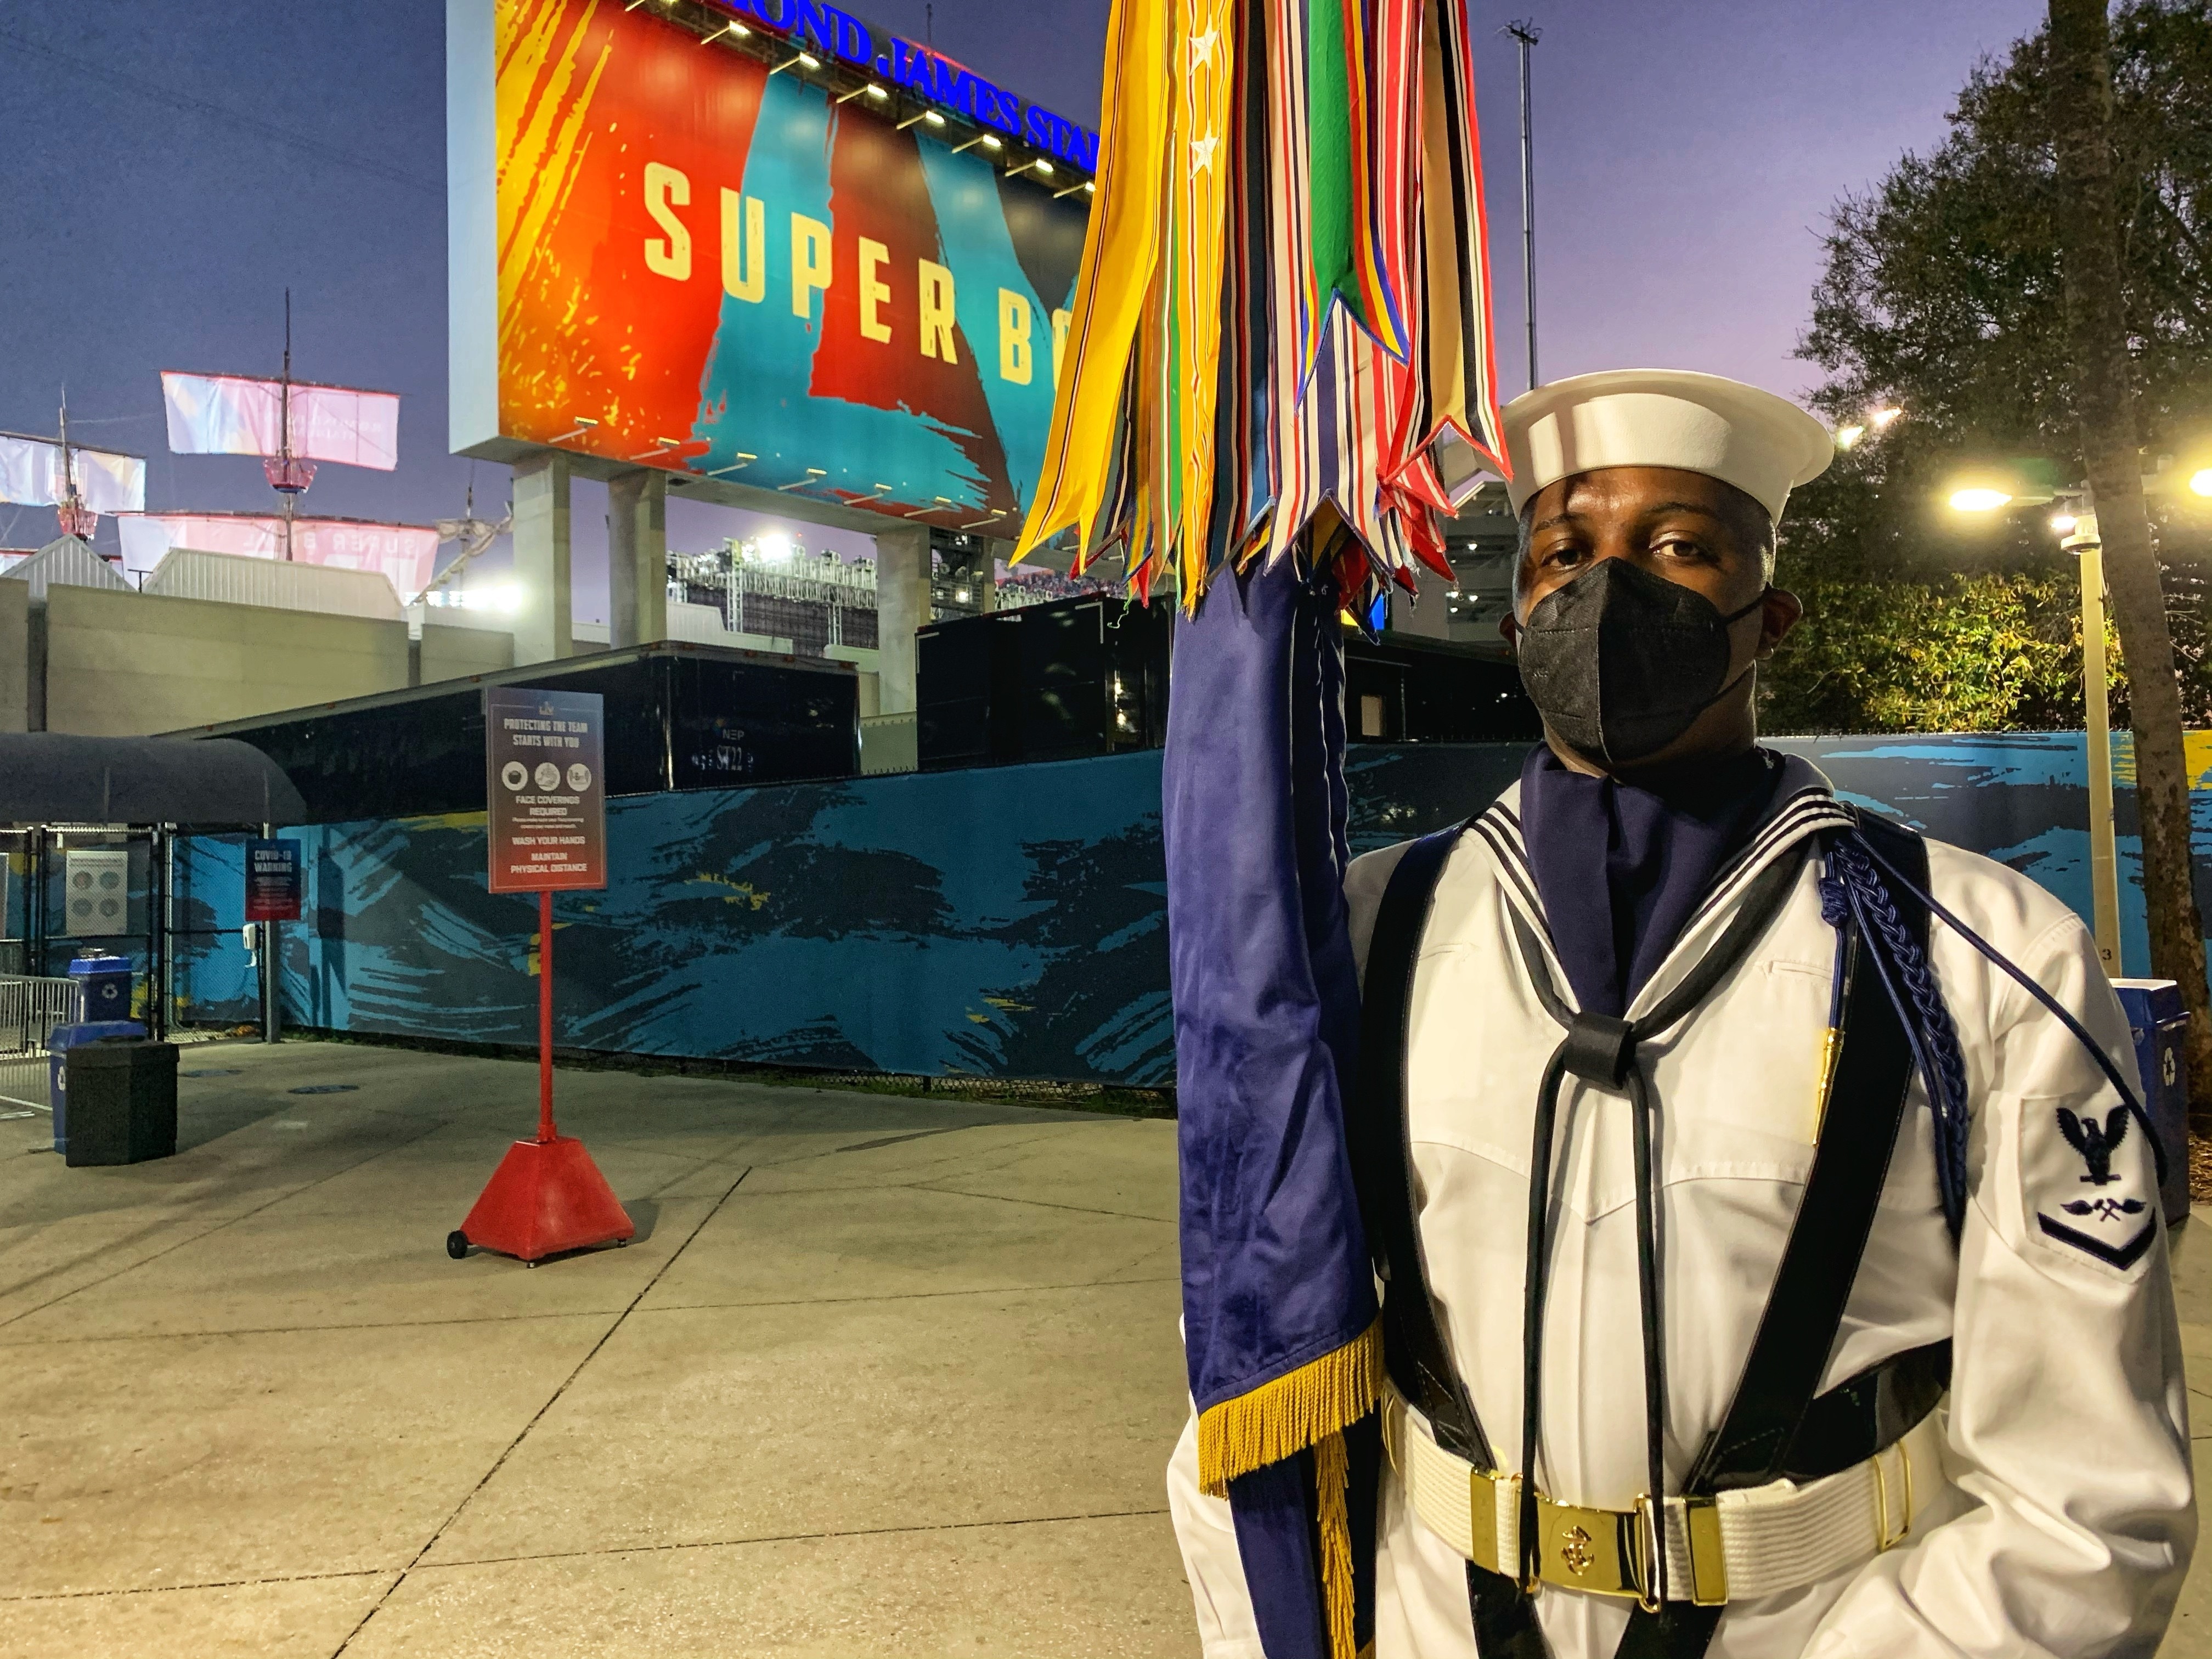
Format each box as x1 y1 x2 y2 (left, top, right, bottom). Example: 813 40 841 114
2059 506 2124 973
1504 20 1540 390
1949 475 2122 970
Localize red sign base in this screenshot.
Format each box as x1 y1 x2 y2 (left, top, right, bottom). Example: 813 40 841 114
456 1135 635 1264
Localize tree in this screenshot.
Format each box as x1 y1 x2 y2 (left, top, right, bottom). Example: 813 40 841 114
2050 0 2212 1120
1790 0 2212 1116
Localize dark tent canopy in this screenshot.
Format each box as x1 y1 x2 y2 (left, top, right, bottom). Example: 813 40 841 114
0 733 307 828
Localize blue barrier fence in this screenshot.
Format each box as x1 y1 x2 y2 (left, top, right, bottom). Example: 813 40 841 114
171 733 2208 1085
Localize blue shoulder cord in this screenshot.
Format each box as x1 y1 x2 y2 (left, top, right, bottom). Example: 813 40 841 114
1821 836 1973 1238
1819 828 2170 1245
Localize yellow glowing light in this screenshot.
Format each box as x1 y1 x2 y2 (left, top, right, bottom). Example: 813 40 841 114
727 21 749 36
1950 488 2012 513
2190 468 2212 498
1870 407 1904 428
2050 512 2079 533
1835 425 1865 449
865 83 888 99
797 50 821 68
981 133 1001 150
924 109 946 126
1034 157 1055 175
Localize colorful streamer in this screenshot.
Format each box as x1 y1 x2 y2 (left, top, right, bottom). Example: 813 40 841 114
1015 0 1510 613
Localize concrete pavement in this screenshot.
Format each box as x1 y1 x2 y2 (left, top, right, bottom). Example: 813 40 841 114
0 1042 1192 1657
3 1039 2209 1656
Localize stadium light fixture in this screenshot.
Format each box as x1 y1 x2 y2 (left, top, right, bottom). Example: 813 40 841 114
924 110 946 127
866 83 888 100
1032 157 1056 176
706 452 758 477
776 467 829 492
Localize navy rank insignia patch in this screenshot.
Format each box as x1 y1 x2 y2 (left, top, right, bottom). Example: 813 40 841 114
2031 1101 2157 1271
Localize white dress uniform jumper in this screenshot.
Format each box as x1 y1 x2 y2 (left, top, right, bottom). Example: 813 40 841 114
1168 759 2196 1658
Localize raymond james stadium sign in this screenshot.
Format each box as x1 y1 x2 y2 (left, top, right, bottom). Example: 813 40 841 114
707 0 1101 171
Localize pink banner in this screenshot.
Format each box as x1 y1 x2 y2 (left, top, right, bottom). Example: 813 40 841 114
116 511 438 595
160 371 400 470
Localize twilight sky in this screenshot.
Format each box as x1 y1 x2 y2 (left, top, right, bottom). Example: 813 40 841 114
0 0 2046 613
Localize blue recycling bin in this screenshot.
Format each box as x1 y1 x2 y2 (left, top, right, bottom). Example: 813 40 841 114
2112 979 2191 1227
69 955 134 1022
48 1020 146 1158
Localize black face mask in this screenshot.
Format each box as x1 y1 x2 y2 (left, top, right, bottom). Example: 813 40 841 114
1514 558 1766 766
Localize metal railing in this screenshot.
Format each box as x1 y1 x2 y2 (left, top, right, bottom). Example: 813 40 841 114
0 974 82 1113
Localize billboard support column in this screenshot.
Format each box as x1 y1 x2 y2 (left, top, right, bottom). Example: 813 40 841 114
511 450 573 664
978 539 1015 615
608 468 668 650
874 524 931 716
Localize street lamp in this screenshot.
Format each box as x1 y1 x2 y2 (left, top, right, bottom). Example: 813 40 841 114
1948 476 2121 970
1949 486 2013 512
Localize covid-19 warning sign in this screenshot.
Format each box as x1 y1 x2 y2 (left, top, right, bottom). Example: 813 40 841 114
484 686 607 893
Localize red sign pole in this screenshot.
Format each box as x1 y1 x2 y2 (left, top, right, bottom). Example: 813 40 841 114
450 686 630 1268
538 887 556 1143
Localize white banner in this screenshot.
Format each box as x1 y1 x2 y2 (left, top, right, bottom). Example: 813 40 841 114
161 371 400 471
115 511 439 596
0 432 146 513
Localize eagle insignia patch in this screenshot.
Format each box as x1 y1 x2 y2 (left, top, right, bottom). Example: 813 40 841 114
2032 1101 2157 1272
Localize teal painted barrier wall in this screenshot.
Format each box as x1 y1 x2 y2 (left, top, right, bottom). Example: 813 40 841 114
166 732 2208 1083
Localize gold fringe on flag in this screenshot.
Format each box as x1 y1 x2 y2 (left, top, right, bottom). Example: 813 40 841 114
1195 1316 1383 1498
1315 1427 1359 1659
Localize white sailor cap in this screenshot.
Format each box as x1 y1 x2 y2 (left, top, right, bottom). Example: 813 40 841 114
1502 369 1835 528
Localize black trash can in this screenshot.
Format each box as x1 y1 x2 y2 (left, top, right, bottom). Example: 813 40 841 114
63 1041 178 1167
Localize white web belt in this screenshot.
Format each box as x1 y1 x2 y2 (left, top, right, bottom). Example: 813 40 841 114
1384 1383 1945 1605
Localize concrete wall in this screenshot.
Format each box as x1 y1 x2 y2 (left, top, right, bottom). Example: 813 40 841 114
0 577 27 731
44 587 413 736
419 620 515 681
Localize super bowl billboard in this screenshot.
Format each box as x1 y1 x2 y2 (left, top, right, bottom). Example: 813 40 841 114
448 0 1090 532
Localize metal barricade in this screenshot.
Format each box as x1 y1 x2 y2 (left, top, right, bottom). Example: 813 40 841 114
0 974 83 1113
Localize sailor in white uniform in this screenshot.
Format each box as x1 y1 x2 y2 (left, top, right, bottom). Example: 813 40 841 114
1167 370 2196 1657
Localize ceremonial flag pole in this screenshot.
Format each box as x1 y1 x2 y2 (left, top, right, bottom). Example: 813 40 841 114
1014 1 1510 1651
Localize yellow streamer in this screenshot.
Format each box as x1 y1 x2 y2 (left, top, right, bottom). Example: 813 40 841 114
1014 0 1173 562
1167 0 1237 592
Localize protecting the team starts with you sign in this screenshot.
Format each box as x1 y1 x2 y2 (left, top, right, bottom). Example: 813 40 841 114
484 686 607 893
